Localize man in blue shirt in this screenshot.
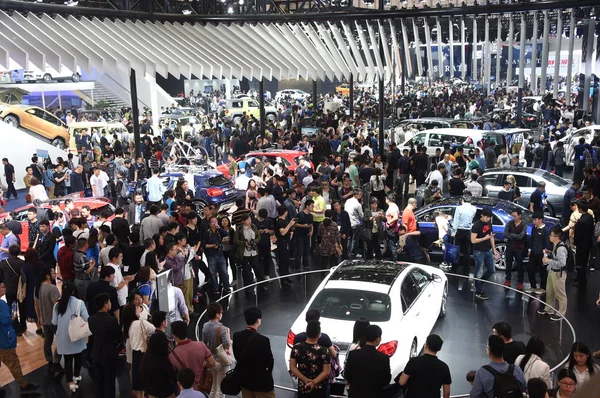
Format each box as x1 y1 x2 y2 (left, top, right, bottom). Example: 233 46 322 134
470 335 526 398
176 368 206 398
0 224 18 263
146 168 165 205
450 193 477 277
562 180 581 226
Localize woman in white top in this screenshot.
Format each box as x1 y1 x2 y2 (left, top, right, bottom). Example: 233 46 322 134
564 341 600 387
515 336 551 388
29 178 48 202
123 303 156 398
369 168 387 209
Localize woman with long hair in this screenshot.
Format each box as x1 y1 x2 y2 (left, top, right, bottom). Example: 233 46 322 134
565 341 600 386
152 233 166 262
52 282 88 392
245 179 258 210
219 216 237 286
141 332 176 398
123 303 156 398
515 336 551 387
29 177 49 202
22 249 43 333
317 210 342 270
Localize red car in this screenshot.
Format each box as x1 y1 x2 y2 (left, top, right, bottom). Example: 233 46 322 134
217 149 314 178
0 198 116 252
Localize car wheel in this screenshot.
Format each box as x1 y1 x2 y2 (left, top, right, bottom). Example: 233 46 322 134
495 243 507 271
439 282 447 318
43 73 52 84
72 73 80 83
193 201 206 218
266 113 276 122
232 116 241 125
409 339 418 359
51 138 66 150
543 203 556 218
3 115 19 128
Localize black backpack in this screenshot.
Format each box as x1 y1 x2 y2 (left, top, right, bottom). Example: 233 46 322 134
482 364 522 398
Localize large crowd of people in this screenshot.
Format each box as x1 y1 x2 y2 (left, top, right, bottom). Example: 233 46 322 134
0 82 598 398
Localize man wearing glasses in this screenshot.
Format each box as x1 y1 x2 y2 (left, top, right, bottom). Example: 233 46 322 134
537 227 568 321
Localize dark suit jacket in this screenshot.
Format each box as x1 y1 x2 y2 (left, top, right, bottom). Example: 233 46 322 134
88 312 122 364
70 172 85 193
37 233 57 267
344 345 391 398
127 203 148 226
232 328 274 392
111 216 130 245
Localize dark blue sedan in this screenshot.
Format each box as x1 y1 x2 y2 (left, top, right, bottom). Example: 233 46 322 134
414 197 561 270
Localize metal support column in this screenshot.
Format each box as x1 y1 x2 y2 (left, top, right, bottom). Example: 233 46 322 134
496 16 502 89
401 19 413 78
437 17 443 79
553 11 563 98
259 78 266 135
379 0 385 154
424 18 434 81
540 10 550 95
130 68 141 159
449 18 455 79
312 80 317 110
507 17 514 86
484 16 491 94
531 12 539 94
518 13 526 90
583 20 595 113
349 73 354 118
461 17 466 80
58 91 62 110
472 17 477 81
413 18 423 78
566 9 576 98
41 91 45 109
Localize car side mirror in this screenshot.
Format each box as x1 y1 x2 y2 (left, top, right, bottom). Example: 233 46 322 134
431 274 443 283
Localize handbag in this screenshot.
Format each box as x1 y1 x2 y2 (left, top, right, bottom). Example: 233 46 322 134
6 260 26 303
215 325 234 367
139 321 148 352
221 332 259 395
68 300 92 342
443 237 460 265
172 345 213 393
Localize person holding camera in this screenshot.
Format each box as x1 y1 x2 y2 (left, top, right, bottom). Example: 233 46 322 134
234 214 268 294
203 216 231 296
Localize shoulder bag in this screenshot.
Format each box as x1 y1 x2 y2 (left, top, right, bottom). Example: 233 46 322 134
215 325 234 367
172 344 213 393
6 260 26 303
68 300 92 342
221 332 259 395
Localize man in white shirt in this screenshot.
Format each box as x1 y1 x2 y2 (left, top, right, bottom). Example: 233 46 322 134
106 247 134 310
427 163 447 195
465 173 484 198
385 194 400 225
146 168 165 205
90 167 107 197
344 189 364 257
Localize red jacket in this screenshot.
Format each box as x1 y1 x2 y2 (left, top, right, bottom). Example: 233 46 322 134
57 245 75 281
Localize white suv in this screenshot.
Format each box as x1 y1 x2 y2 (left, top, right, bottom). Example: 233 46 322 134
24 66 81 84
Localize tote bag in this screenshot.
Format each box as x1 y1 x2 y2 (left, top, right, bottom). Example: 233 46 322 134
68 300 92 342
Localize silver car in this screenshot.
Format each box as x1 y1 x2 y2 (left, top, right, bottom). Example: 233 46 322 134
557 125 600 167
482 167 571 217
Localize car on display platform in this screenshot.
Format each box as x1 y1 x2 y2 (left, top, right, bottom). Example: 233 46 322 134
68 121 128 152
159 114 210 134
285 260 448 392
275 89 311 102
335 83 350 96
23 66 81 84
481 167 570 217
414 197 561 270
140 168 237 216
223 98 278 125
0 198 115 252
0 103 70 150
555 125 600 167
217 149 313 178
485 109 539 129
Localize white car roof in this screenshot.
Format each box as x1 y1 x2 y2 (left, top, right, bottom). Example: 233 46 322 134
323 280 393 295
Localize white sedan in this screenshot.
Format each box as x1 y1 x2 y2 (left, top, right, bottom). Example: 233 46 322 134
275 89 311 102
285 260 448 388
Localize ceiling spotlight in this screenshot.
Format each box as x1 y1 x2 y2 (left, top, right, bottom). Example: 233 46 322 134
182 9 192 14
64 0 78 5
227 6 234 13
239 0 244 4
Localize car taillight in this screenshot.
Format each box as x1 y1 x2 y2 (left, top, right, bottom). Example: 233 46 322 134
207 188 223 197
287 330 296 348
377 340 398 357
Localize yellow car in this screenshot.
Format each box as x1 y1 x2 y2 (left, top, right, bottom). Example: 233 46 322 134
224 98 278 125
336 84 350 96
0 103 70 150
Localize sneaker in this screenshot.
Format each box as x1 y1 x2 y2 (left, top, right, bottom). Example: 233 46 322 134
503 280 511 287
517 283 524 291
537 309 551 315
21 384 39 392
535 288 546 295
73 376 82 384
550 314 563 321
230 279 238 287
590 267 595 272
439 262 452 270
593 349 600 358
525 287 536 294
69 383 78 392
475 292 489 300
51 363 65 374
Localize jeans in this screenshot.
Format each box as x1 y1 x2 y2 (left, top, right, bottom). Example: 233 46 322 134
397 173 410 196
474 250 495 293
505 247 525 283
74 278 91 301
527 253 547 289
42 325 61 364
207 254 230 292
555 164 565 177
386 235 399 261
349 226 361 257
294 235 311 270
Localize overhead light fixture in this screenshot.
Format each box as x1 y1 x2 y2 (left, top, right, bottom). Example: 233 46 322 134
227 5 234 13
182 9 192 14
64 0 78 5
239 0 244 4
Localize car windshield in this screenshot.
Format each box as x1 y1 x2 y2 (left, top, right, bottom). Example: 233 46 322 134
208 175 230 187
541 172 570 187
90 204 115 218
311 288 391 322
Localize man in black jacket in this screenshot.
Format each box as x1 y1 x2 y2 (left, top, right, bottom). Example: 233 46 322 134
344 325 391 398
88 293 122 398
573 200 595 287
70 164 85 193
332 200 352 259
36 220 57 267
0 245 26 334
232 307 275 398
110 208 130 246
